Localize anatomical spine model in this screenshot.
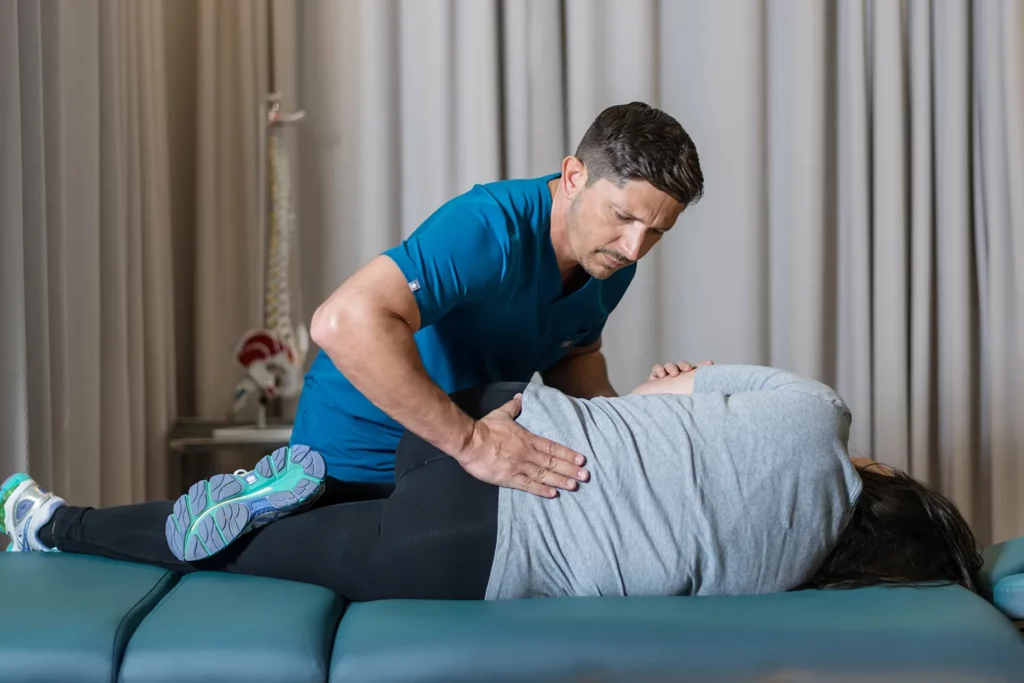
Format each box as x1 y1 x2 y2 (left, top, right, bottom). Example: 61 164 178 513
229 93 309 428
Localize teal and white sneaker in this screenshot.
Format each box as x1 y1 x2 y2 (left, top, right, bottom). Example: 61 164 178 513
165 444 326 562
1 473 65 552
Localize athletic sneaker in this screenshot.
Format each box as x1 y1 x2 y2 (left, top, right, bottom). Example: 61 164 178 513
1 473 65 552
165 444 326 562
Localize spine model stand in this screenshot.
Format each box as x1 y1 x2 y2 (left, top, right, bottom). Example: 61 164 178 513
228 93 309 432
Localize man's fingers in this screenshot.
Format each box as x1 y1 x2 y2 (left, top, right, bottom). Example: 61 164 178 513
512 472 557 498
534 465 578 491
538 437 587 470
535 451 589 484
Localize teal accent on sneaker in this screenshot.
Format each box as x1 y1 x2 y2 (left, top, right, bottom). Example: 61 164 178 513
1 472 65 552
165 445 326 562
0 473 31 536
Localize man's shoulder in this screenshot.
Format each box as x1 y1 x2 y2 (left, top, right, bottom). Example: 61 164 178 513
421 174 555 244
475 173 558 200
472 174 558 229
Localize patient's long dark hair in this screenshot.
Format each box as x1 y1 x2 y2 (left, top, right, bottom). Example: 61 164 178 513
799 465 983 592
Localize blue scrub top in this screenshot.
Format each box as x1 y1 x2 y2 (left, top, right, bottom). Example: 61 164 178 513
290 174 635 482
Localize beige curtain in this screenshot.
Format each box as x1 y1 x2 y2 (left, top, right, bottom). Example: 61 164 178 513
191 0 268 419
1 0 176 506
188 0 307 425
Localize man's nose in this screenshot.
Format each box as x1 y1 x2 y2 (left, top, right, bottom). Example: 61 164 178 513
620 226 644 261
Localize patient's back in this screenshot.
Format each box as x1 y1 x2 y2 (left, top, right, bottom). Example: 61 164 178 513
484 364 863 600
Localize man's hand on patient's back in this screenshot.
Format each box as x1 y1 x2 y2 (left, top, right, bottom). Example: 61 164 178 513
454 394 590 498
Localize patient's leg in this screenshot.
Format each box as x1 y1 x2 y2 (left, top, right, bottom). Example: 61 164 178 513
48 451 498 600
6 381 526 599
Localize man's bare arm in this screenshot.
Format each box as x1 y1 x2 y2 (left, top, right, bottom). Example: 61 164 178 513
311 256 476 456
310 255 589 496
541 340 617 399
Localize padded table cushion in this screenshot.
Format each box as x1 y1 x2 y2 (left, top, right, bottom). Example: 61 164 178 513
119 571 346 683
981 536 1024 591
994 574 1024 619
330 586 1024 683
0 552 175 683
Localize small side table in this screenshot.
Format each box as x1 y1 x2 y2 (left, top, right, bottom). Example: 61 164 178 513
167 418 293 493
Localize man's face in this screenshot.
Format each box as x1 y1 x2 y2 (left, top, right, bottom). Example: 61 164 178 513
566 175 685 279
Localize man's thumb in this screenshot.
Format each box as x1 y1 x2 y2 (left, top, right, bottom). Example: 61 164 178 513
495 393 523 419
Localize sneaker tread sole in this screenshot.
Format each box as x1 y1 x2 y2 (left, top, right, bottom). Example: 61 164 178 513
165 445 325 562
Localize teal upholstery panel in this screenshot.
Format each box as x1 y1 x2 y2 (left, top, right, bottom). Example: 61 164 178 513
993 573 1024 620
0 553 176 683
981 535 1024 592
330 586 1024 683
120 572 345 683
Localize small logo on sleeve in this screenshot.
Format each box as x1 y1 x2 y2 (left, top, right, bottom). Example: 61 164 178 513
408 280 420 292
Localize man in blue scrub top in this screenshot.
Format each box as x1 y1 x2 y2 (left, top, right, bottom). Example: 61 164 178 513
293 101 705 498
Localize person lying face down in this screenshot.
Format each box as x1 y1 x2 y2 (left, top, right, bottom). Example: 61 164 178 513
2 364 982 602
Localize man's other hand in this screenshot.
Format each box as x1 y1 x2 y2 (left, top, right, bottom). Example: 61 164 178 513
455 394 589 498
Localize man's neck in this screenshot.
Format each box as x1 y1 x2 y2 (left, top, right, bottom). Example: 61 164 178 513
547 177 586 287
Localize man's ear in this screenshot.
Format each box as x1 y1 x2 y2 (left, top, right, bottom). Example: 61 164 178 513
560 156 588 200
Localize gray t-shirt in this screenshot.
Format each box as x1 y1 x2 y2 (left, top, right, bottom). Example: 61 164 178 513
484 364 863 600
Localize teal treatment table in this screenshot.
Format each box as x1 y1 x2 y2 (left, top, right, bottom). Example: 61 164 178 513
1 536 1022 683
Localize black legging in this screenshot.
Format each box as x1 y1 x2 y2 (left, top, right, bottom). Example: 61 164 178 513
48 382 527 601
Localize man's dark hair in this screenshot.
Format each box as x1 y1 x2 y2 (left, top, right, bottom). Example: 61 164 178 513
799 465 983 593
574 102 704 206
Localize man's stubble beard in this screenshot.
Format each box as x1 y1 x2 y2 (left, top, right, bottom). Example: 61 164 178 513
568 197 602 280
568 193 631 281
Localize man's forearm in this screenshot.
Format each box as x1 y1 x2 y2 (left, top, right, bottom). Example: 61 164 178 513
542 350 617 399
313 305 475 458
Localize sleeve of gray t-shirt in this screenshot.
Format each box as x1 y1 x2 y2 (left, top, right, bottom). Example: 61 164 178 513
693 364 850 418
681 364 859 593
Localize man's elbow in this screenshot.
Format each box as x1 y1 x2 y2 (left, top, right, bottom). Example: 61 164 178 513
310 302 338 352
311 256 423 354
310 294 365 353
311 288 413 358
